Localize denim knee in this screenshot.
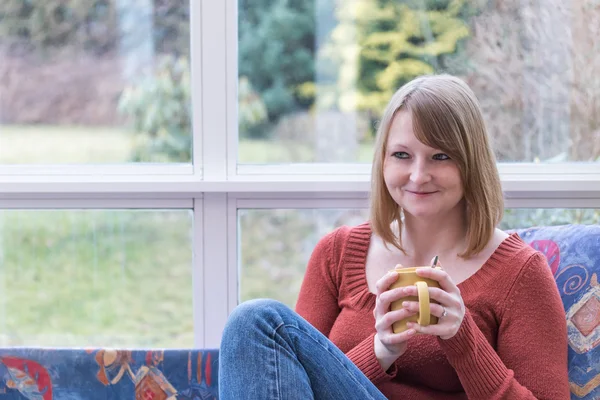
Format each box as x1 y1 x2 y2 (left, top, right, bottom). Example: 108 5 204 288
223 298 290 337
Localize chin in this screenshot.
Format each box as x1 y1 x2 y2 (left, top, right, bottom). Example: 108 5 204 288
402 207 440 219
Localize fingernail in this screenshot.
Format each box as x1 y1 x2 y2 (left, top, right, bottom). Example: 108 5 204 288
407 329 415 335
402 301 409 307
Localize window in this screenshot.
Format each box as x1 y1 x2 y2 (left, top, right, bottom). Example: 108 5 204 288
238 208 369 306
1 1 598 349
0 209 193 348
237 1 600 165
0 1 192 165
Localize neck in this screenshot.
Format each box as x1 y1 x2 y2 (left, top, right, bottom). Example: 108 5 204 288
400 207 468 265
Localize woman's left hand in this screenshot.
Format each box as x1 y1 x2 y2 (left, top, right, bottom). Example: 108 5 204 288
402 259 465 340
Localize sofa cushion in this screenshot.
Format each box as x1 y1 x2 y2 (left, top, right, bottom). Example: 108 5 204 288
515 224 600 400
0 348 219 399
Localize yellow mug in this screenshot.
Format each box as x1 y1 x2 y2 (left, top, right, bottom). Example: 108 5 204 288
388 266 442 334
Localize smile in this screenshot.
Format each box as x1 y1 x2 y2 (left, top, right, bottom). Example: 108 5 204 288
406 190 438 196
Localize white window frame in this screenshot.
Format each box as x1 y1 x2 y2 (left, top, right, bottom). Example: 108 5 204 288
0 0 598 348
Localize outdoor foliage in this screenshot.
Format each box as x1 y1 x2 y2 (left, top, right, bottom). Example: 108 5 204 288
117 57 269 162
238 0 316 138
0 0 188 56
118 55 192 163
0 0 118 55
501 209 600 232
239 76 269 137
0 0 189 127
238 0 474 139
320 0 473 118
463 0 600 162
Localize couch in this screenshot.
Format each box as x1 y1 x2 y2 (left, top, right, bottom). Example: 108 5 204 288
0 348 219 399
0 224 598 399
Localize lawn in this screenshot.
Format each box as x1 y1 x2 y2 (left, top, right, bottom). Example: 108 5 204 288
0 209 194 348
0 125 133 164
0 125 375 164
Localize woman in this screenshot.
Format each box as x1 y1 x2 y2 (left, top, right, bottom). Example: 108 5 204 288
219 74 570 399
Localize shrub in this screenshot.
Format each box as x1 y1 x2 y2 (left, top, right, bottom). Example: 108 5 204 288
118 54 192 163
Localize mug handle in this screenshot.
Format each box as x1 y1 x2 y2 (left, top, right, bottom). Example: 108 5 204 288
415 281 431 326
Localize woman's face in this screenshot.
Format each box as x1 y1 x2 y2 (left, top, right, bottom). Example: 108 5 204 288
383 110 465 220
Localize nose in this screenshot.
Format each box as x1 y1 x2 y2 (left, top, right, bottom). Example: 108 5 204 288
409 160 432 185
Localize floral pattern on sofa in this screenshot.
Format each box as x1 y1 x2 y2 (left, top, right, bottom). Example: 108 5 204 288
515 224 600 400
0 348 218 399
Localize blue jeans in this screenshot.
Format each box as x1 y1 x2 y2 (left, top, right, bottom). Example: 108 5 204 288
219 299 388 400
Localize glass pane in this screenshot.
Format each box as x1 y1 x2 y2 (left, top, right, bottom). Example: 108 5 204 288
239 208 599 307
239 209 368 307
0 1 192 164
500 209 600 231
238 0 600 164
0 210 193 347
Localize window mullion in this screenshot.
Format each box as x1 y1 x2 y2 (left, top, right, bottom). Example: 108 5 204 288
199 0 230 348
201 0 228 180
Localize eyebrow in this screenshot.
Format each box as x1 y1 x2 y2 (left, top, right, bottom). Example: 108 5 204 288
387 143 409 150
387 143 446 154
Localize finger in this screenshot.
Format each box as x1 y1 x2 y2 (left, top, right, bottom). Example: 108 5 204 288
378 286 410 306
374 287 412 319
375 308 417 331
401 286 457 308
400 301 448 321
427 287 461 308
415 266 458 294
382 328 417 345
433 303 447 318
407 320 459 339
375 268 402 295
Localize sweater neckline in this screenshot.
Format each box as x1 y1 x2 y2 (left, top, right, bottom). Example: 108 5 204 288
343 222 525 311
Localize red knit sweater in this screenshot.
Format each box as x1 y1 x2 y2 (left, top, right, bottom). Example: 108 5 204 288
296 223 570 399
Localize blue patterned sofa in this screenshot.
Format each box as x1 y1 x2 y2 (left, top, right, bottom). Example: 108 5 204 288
514 224 600 400
0 348 219 399
0 224 598 399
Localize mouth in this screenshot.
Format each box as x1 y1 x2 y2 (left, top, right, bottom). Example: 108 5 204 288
405 190 438 196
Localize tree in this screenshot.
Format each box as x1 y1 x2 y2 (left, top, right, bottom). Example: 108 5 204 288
0 0 189 58
238 0 316 137
318 0 472 119
463 0 600 162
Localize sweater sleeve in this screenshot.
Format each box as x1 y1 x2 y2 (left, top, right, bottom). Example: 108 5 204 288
295 229 341 336
438 252 570 400
295 226 398 384
345 333 399 383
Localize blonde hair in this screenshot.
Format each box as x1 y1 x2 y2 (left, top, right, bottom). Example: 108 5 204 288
369 74 503 258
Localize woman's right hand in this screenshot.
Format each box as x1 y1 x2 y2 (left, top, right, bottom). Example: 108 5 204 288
373 268 417 371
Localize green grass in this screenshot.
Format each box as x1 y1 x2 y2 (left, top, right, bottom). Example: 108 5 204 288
0 210 194 348
0 124 375 164
0 125 133 164
238 139 375 163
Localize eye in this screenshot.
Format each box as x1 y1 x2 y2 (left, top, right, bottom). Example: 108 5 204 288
392 151 409 159
433 153 450 161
